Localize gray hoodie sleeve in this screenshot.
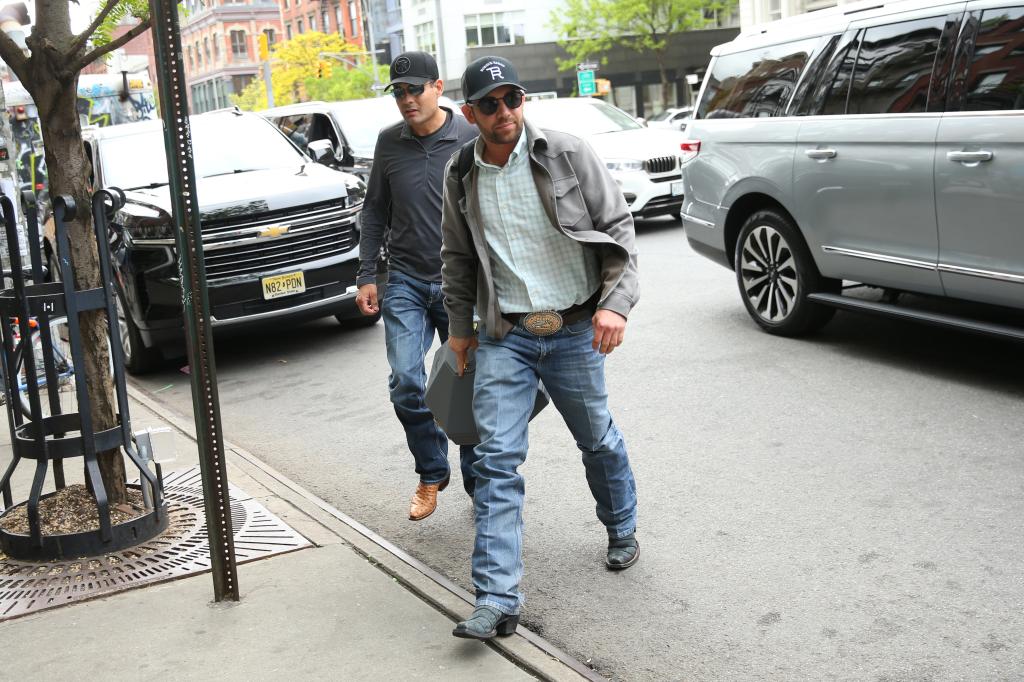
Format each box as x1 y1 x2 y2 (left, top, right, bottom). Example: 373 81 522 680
356 134 389 287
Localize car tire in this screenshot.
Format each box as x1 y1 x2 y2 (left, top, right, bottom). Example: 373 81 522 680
115 292 163 374
335 312 381 329
734 208 839 336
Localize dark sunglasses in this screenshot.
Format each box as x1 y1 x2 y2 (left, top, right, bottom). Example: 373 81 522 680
471 90 525 116
390 82 432 99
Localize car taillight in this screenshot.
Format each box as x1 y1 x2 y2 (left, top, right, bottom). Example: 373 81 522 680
680 140 701 164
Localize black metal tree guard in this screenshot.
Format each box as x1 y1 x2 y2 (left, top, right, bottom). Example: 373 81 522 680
0 191 167 560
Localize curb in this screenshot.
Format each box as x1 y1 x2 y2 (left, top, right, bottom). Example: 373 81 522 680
127 381 608 682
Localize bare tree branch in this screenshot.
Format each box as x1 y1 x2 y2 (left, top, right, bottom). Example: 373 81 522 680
73 16 152 73
0 29 28 81
70 0 124 57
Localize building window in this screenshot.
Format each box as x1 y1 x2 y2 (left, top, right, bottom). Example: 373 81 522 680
767 0 782 22
464 12 522 47
213 33 220 60
309 14 316 32
187 45 194 70
336 5 345 36
414 21 436 56
286 23 293 40
232 74 254 94
283 0 288 8
195 41 202 67
204 37 211 63
321 9 330 32
348 0 358 33
264 28 276 48
230 30 247 56
297 18 304 34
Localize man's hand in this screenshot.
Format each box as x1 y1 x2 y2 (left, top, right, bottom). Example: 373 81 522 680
592 309 627 355
356 284 379 315
448 334 479 376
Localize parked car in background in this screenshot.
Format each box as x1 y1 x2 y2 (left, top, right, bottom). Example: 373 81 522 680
72 108 374 373
526 97 687 218
681 0 1024 341
646 106 693 132
261 96 462 180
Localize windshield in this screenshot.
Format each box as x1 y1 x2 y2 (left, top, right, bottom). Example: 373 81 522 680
99 114 304 189
649 110 676 121
330 98 403 155
526 100 642 135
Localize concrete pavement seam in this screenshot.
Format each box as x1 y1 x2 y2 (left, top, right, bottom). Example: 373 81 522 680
127 381 607 682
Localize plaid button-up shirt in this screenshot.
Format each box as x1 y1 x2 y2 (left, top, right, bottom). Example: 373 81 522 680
473 130 601 312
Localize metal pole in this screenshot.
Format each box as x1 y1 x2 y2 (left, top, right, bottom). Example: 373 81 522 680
148 0 239 602
263 61 275 108
432 0 446 83
361 0 382 96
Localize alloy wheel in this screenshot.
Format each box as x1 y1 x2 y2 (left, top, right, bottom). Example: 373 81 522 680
115 295 133 365
739 224 799 323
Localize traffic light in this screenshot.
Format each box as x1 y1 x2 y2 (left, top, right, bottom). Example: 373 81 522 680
258 33 269 61
316 60 333 79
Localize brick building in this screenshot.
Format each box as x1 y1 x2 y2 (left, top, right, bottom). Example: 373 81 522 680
181 0 284 113
279 0 363 46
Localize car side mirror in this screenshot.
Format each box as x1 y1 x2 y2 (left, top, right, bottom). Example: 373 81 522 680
307 139 334 165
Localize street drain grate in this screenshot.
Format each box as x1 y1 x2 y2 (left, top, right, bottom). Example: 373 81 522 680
0 467 310 621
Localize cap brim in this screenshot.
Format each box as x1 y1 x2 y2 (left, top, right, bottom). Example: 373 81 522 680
385 76 432 89
466 81 525 102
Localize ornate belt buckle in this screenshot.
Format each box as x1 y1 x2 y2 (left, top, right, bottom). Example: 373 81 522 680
521 311 562 336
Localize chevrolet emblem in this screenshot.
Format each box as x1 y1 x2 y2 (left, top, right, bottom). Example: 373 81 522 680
258 225 289 238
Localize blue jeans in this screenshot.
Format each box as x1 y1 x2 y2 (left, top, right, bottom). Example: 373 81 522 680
382 270 476 491
470 318 638 615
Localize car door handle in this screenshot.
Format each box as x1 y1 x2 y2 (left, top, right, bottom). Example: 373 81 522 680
947 150 993 164
805 148 837 160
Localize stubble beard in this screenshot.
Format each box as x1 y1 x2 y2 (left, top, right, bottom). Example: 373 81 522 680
483 118 522 145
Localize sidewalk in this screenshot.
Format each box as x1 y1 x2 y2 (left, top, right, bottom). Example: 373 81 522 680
0 385 599 681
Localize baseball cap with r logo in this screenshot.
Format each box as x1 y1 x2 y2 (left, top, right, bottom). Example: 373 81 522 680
461 55 525 102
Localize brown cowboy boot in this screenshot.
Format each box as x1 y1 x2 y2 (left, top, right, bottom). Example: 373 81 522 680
408 475 450 521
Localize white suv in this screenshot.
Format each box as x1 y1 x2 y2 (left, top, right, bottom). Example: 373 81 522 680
526 98 687 218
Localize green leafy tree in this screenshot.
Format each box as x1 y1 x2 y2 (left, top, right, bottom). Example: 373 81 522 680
304 63 389 102
0 0 153 505
231 31 367 109
549 0 736 109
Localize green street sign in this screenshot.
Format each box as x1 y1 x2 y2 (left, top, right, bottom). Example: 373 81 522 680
577 69 596 96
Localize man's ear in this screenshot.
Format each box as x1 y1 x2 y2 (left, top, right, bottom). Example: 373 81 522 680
461 103 476 125
434 78 444 95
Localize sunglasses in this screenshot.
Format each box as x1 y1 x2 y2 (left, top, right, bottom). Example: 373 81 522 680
470 90 525 116
390 82 432 99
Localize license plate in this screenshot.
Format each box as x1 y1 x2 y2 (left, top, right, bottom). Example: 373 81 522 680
262 271 306 300
671 181 684 196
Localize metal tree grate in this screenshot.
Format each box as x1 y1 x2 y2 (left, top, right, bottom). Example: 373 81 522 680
0 467 309 620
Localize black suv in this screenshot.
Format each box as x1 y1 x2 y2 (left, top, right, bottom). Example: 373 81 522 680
73 108 376 373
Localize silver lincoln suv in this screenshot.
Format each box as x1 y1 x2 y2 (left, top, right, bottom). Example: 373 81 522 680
681 0 1024 340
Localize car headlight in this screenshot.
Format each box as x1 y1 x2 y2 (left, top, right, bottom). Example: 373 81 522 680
123 217 175 242
345 175 366 206
605 158 644 172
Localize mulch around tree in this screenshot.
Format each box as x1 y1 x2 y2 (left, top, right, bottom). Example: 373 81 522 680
0 484 146 536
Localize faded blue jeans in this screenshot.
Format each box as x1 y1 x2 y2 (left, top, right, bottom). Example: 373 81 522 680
471 317 638 615
382 270 476 492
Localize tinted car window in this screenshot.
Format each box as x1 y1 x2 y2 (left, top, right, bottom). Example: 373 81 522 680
847 16 946 114
698 38 818 118
964 6 1024 110
820 38 860 115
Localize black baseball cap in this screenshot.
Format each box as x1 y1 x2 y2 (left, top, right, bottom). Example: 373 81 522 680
462 56 525 102
386 51 439 89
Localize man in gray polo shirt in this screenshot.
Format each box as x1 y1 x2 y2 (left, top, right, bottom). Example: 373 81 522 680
355 51 479 521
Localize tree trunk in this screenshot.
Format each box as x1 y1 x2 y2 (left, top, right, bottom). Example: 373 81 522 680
656 49 671 111
30 70 127 505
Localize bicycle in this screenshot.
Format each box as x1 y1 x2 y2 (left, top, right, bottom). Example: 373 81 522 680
0 313 78 419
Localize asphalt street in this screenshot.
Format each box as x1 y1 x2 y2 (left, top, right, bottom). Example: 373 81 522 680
133 217 1024 681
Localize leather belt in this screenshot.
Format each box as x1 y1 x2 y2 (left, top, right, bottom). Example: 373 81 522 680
502 292 598 336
